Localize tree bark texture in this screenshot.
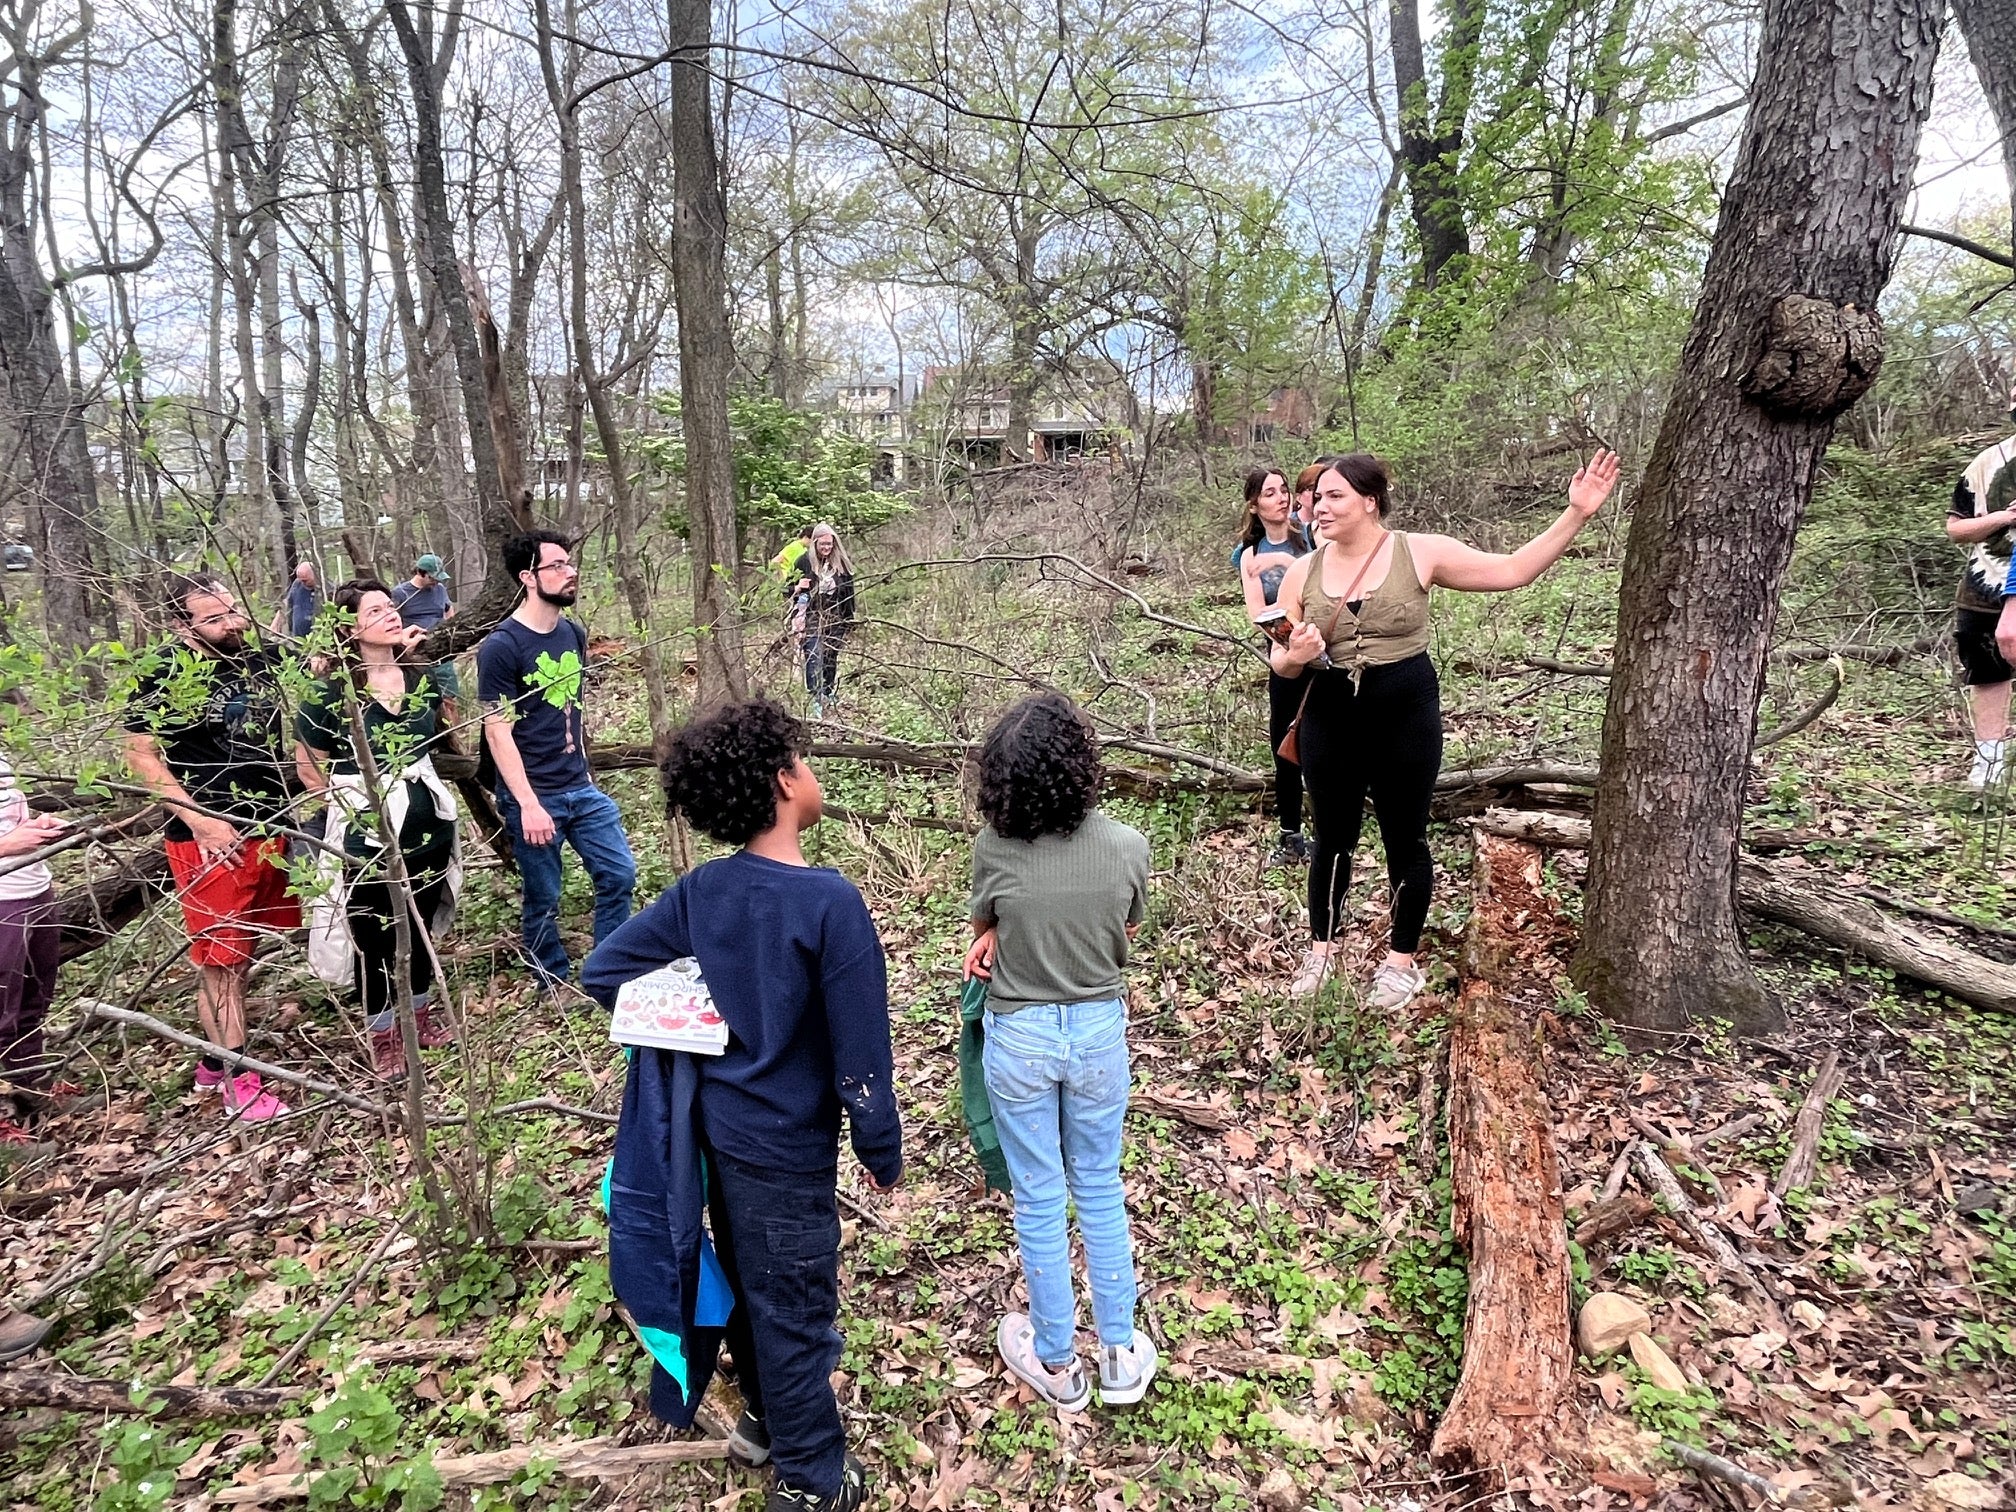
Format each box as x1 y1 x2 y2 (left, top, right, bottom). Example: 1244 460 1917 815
1387 0 1481 291
0 1371 302 1421
1952 0 2016 256
1430 832 1576 1483
0 25 107 650
1574 0 1946 1036
384 0 532 612
666 0 749 709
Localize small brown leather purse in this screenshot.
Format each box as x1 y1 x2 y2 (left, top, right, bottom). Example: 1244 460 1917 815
1277 540 1386 766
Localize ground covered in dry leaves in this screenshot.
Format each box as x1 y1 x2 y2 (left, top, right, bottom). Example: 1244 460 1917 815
4 566 2016 1512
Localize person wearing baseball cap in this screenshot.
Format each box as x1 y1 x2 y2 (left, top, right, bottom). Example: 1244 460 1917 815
392 554 456 630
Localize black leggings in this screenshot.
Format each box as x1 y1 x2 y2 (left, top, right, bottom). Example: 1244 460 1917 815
1266 671 1306 835
1297 653 1442 952
350 833 453 1031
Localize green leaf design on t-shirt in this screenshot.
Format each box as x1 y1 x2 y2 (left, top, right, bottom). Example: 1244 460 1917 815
527 648 584 712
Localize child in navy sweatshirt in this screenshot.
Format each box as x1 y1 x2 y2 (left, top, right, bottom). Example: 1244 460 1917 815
584 699 901 1512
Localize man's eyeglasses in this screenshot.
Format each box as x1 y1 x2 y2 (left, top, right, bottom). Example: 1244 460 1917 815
531 559 577 577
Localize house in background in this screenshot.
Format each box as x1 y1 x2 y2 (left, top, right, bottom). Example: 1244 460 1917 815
820 369 919 482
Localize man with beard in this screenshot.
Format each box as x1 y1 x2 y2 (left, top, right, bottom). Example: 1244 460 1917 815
124 576 300 1121
478 530 636 985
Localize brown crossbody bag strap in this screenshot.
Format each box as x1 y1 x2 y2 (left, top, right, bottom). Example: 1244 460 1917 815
1276 538 1389 766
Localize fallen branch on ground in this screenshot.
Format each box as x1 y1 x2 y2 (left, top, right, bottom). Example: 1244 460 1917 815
1755 660 1843 748
210 1435 730 1501
1431 831 1576 1479
1773 1050 1847 1198
1472 811 2016 1014
1573 1194 1655 1249
1632 1142 1779 1322
0 1371 302 1420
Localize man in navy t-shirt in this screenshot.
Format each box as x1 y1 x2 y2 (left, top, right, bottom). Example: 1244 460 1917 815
476 529 636 983
391 554 455 629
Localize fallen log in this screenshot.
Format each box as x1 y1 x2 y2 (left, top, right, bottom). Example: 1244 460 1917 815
1473 810 2016 1014
1430 831 1576 1482
0 1370 301 1420
56 849 173 963
1572 1193 1656 1249
209 1435 729 1502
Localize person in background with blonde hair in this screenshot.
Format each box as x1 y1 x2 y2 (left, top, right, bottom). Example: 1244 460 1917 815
794 523 857 718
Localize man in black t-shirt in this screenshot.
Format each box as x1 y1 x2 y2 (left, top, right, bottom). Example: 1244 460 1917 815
477 530 636 985
1949 379 2016 789
123 575 300 1121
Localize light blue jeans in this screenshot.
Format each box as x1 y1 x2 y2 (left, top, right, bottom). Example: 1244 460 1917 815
982 996 1138 1367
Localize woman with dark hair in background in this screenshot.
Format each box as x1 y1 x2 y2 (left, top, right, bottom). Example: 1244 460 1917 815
1233 466 1313 865
964 692 1156 1413
1271 448 1620 1007
295 578 463 1079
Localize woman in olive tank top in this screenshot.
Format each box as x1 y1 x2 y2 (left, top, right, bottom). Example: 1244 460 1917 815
1270 449 1621 1009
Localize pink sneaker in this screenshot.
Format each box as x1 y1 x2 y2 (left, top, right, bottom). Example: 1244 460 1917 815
221 1071 288 1122
194 1061 228 1091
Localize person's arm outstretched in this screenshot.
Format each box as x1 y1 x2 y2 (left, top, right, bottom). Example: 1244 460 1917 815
821 888 903 1188
1409 449 1621 592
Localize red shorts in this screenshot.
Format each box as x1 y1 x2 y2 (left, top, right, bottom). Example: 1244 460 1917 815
165 835 302 969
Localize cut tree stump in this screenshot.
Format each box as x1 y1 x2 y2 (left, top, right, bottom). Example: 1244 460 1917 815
1429 831 1576 1482
1474 809 2016 1014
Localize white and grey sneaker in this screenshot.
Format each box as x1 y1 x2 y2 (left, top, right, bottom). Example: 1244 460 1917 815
1968 739 2007 791
997 1313 1090 1412
1098 1331 1158 1406
1291 947 1335 997
1366 961 1427 1011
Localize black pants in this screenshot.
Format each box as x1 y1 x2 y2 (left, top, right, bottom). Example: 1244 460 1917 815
704 1140 846 1497
349 825 453 1031
1297 653 1442 951
1266 671 1306 835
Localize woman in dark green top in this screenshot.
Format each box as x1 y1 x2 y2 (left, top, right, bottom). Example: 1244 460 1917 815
294 579 463 1078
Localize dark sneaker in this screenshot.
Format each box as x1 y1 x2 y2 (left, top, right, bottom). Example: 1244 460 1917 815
1270 831 1312 866
765 1452 866 1512
727 1407 771 1467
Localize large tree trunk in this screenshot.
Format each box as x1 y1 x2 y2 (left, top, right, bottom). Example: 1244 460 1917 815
1952 0 2016 255
384 0 533 617
0 37 106 650
1575 0 1947 1036
1388 0 1481 291
1003 226 1042 465
537 0 674 759
666 0 748 709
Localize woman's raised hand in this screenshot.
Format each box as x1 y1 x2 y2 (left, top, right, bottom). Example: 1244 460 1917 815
1568 449 1623 518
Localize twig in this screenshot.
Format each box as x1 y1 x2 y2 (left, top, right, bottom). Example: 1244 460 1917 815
0 1370 302 1420
1773 1050 1845 1198
1631 1141 1762 1294
209 1435 730 1501
1599 1145 1633 1202
1756 659 1843 748
1696 1112 1766 1147
255 1220 409 1389
72 1002 398 1117
489 1097 620 1126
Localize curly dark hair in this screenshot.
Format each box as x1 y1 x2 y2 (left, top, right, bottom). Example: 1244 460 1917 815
975 693 1102 842
660 698 809 847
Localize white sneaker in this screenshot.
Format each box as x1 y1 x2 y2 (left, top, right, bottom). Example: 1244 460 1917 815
1366 962 1427 1011
1291 948 1335 996
1968 740 2007 791
996 1313 1090 1412
1098 1331 1158 1406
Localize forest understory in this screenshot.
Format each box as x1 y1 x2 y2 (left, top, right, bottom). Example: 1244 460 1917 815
3 478 2014 1512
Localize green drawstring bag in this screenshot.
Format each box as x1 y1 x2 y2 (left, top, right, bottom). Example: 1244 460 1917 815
958 975 1014 1195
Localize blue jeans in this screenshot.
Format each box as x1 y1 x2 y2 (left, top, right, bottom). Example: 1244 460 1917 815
495 784 636 983
982 996 1138 1366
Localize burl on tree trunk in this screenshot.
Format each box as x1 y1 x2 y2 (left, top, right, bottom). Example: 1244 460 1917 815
1431 832 1576 1483
1575 0 1947 1036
